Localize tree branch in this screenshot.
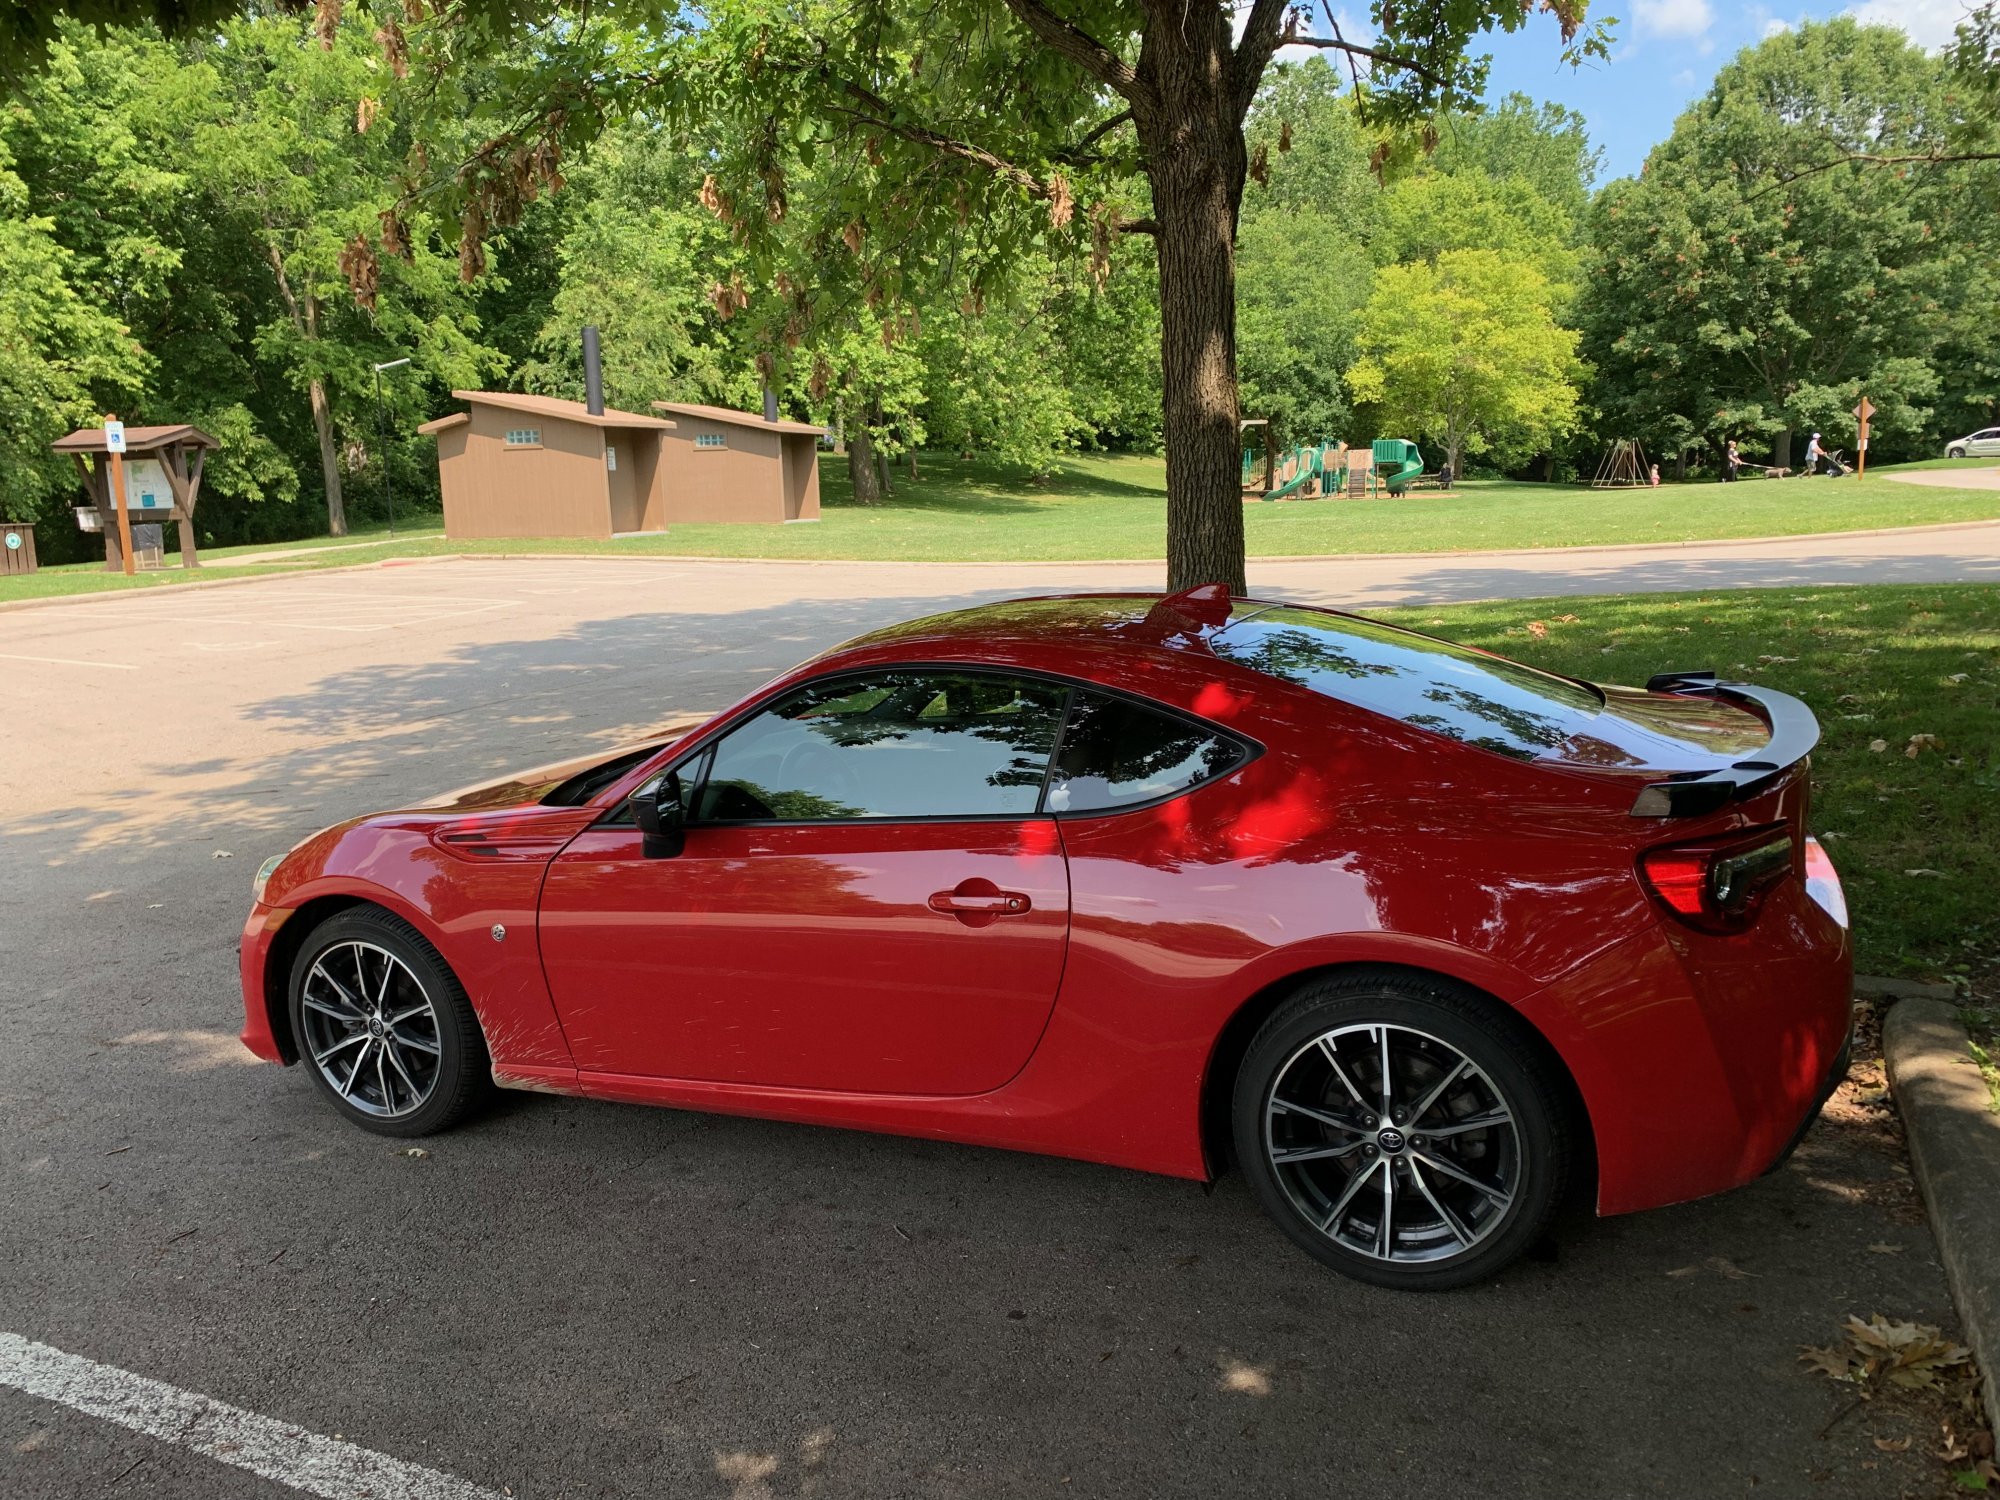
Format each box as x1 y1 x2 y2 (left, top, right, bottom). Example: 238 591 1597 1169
1118 217 1160 235
1747 146 2000 199
1061 108 1133 163
1231 0 1291 118
829 81 1056 200
992 0 1143 103
1277 32 1448 91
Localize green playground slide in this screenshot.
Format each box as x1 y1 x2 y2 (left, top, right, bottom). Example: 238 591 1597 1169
1374 438 1425 494
1266 447 1321 499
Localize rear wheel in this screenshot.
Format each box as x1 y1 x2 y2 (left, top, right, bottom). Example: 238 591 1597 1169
287 907 490 1137
1232 971 1570 1290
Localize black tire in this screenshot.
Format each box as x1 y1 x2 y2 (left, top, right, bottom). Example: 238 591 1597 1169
1232 969 1570 1291
287 906 491 1137
1947 446 1967 459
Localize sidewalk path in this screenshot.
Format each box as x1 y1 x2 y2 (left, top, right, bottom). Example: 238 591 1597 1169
1883 466 2000 490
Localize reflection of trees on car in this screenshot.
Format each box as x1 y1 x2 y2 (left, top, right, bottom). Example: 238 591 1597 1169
1404 685 1569 762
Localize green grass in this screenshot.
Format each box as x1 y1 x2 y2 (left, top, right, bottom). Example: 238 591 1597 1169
1375 582 2000 982
6 452 1996 605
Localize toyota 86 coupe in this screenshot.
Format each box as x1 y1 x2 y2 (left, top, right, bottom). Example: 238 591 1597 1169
239 586 1852 1289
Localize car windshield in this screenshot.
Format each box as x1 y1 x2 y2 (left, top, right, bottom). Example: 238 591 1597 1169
1208 605 1604 762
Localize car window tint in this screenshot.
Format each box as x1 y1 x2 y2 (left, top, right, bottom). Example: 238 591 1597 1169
1047 691 1244 813
693 670 1067 821
1209 605 1602 763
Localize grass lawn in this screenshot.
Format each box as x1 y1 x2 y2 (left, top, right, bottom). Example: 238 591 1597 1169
7 453 1998 605
1377 582 1999 986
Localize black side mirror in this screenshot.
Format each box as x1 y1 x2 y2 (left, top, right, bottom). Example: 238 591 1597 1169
631 772 686 859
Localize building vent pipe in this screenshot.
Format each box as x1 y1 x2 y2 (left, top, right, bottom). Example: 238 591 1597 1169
582 326 605 416
762 385 779 424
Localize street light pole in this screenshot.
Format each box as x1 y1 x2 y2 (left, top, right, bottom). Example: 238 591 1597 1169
373 357 412 536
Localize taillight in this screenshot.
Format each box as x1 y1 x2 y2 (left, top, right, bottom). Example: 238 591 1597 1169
1803 836 1848 929
1639 827 1795 934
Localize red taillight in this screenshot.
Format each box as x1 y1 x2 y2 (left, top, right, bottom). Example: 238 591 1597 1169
1639 827 1795 934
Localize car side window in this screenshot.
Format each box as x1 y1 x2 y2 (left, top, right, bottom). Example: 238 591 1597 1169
692 670 1068 822
1046 690 1245 813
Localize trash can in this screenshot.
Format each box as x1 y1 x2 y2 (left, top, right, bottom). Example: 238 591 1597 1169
1 522 35 576
131 522 164 570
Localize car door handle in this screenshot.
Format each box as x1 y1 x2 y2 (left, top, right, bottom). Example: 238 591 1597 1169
928 879 1032 923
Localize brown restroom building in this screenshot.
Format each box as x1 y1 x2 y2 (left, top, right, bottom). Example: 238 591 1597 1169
419 391 823 540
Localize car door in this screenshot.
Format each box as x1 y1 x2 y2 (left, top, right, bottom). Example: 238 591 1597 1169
1974 429 2000 458
537 668 1072 1096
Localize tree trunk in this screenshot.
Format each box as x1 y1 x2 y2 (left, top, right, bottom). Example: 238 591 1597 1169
309 370 346 537
1774 427 1794 470
847 422 883 505
907 449 920 483
1674 449 1687 482
265 241 348 538
877 447 893 498
1135 15 1249 596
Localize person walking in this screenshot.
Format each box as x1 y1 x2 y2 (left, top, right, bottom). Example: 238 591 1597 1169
1725 439 1741 482
1804 431 1825 475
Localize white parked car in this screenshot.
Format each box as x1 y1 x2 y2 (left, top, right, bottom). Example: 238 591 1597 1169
1945 427 2000 458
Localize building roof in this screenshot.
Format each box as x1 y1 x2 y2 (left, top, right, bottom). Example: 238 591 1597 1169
415 412 471 435
443 391 678 430
650 400 825 436
52 424 218 454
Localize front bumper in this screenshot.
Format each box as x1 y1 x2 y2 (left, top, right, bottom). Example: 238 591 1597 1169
237 903 291 1064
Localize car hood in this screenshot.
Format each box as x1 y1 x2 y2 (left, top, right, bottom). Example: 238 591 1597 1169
407 713 712 813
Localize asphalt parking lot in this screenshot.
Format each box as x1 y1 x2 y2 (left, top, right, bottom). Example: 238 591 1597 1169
0 557 1971 1498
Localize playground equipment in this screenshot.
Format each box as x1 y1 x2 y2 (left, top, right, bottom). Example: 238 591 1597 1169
1242 428 1350 501
1374 439 1426 496
1238 433 1446 501
1590 438 1650 488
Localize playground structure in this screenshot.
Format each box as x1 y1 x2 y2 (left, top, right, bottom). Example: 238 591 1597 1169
1239 429 1447 501
1590 438 1651 489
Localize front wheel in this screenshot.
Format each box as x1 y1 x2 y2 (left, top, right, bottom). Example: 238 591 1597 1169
1947 446 1967 459
1232 971 1571 1291
287 907 491 1137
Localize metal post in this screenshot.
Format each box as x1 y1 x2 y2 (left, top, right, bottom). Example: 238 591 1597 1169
582 326 604 416
373 358 411 536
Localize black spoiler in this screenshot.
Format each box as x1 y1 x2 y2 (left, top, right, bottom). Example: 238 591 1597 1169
1629 671 1821 818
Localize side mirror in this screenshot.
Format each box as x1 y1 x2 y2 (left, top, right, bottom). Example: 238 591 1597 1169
631 772 686 859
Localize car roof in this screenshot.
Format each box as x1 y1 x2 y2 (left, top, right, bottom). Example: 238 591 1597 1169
828 585 1290 661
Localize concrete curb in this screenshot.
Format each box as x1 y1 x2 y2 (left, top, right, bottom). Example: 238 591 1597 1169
1882 998 2000 1437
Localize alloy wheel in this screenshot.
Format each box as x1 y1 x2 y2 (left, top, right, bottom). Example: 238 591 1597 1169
298 940 443 1119
1264 1023 1523 1265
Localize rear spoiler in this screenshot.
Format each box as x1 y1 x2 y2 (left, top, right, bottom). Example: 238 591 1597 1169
1629 671 1821 818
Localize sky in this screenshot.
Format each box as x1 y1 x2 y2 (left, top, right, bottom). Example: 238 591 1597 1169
1307 0 1980 184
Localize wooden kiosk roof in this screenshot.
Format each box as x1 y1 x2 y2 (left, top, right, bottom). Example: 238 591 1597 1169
418 391 677 435
53 424 219 454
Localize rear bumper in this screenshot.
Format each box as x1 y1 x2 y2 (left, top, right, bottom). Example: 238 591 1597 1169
1519 887 1853 1217
1762 1018 1854 1177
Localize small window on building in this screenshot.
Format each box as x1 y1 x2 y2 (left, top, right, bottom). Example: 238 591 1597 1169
605 444 618 472
504 428 542 447
694 432 728 450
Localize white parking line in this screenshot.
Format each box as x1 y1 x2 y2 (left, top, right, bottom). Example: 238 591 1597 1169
0 650 139 671
0 1332 505 1500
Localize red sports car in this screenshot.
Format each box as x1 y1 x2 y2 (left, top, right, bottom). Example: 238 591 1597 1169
239 586 1852 1289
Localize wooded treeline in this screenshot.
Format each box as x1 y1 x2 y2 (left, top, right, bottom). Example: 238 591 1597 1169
3 12 1995 562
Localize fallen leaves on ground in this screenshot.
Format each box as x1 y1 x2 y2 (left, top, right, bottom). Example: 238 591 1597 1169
1800 1314 1975 1396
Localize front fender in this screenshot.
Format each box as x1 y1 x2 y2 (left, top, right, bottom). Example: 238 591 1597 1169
251 817 583 1074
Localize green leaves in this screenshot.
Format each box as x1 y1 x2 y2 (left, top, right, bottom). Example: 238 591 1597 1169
1347 248 1581 471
